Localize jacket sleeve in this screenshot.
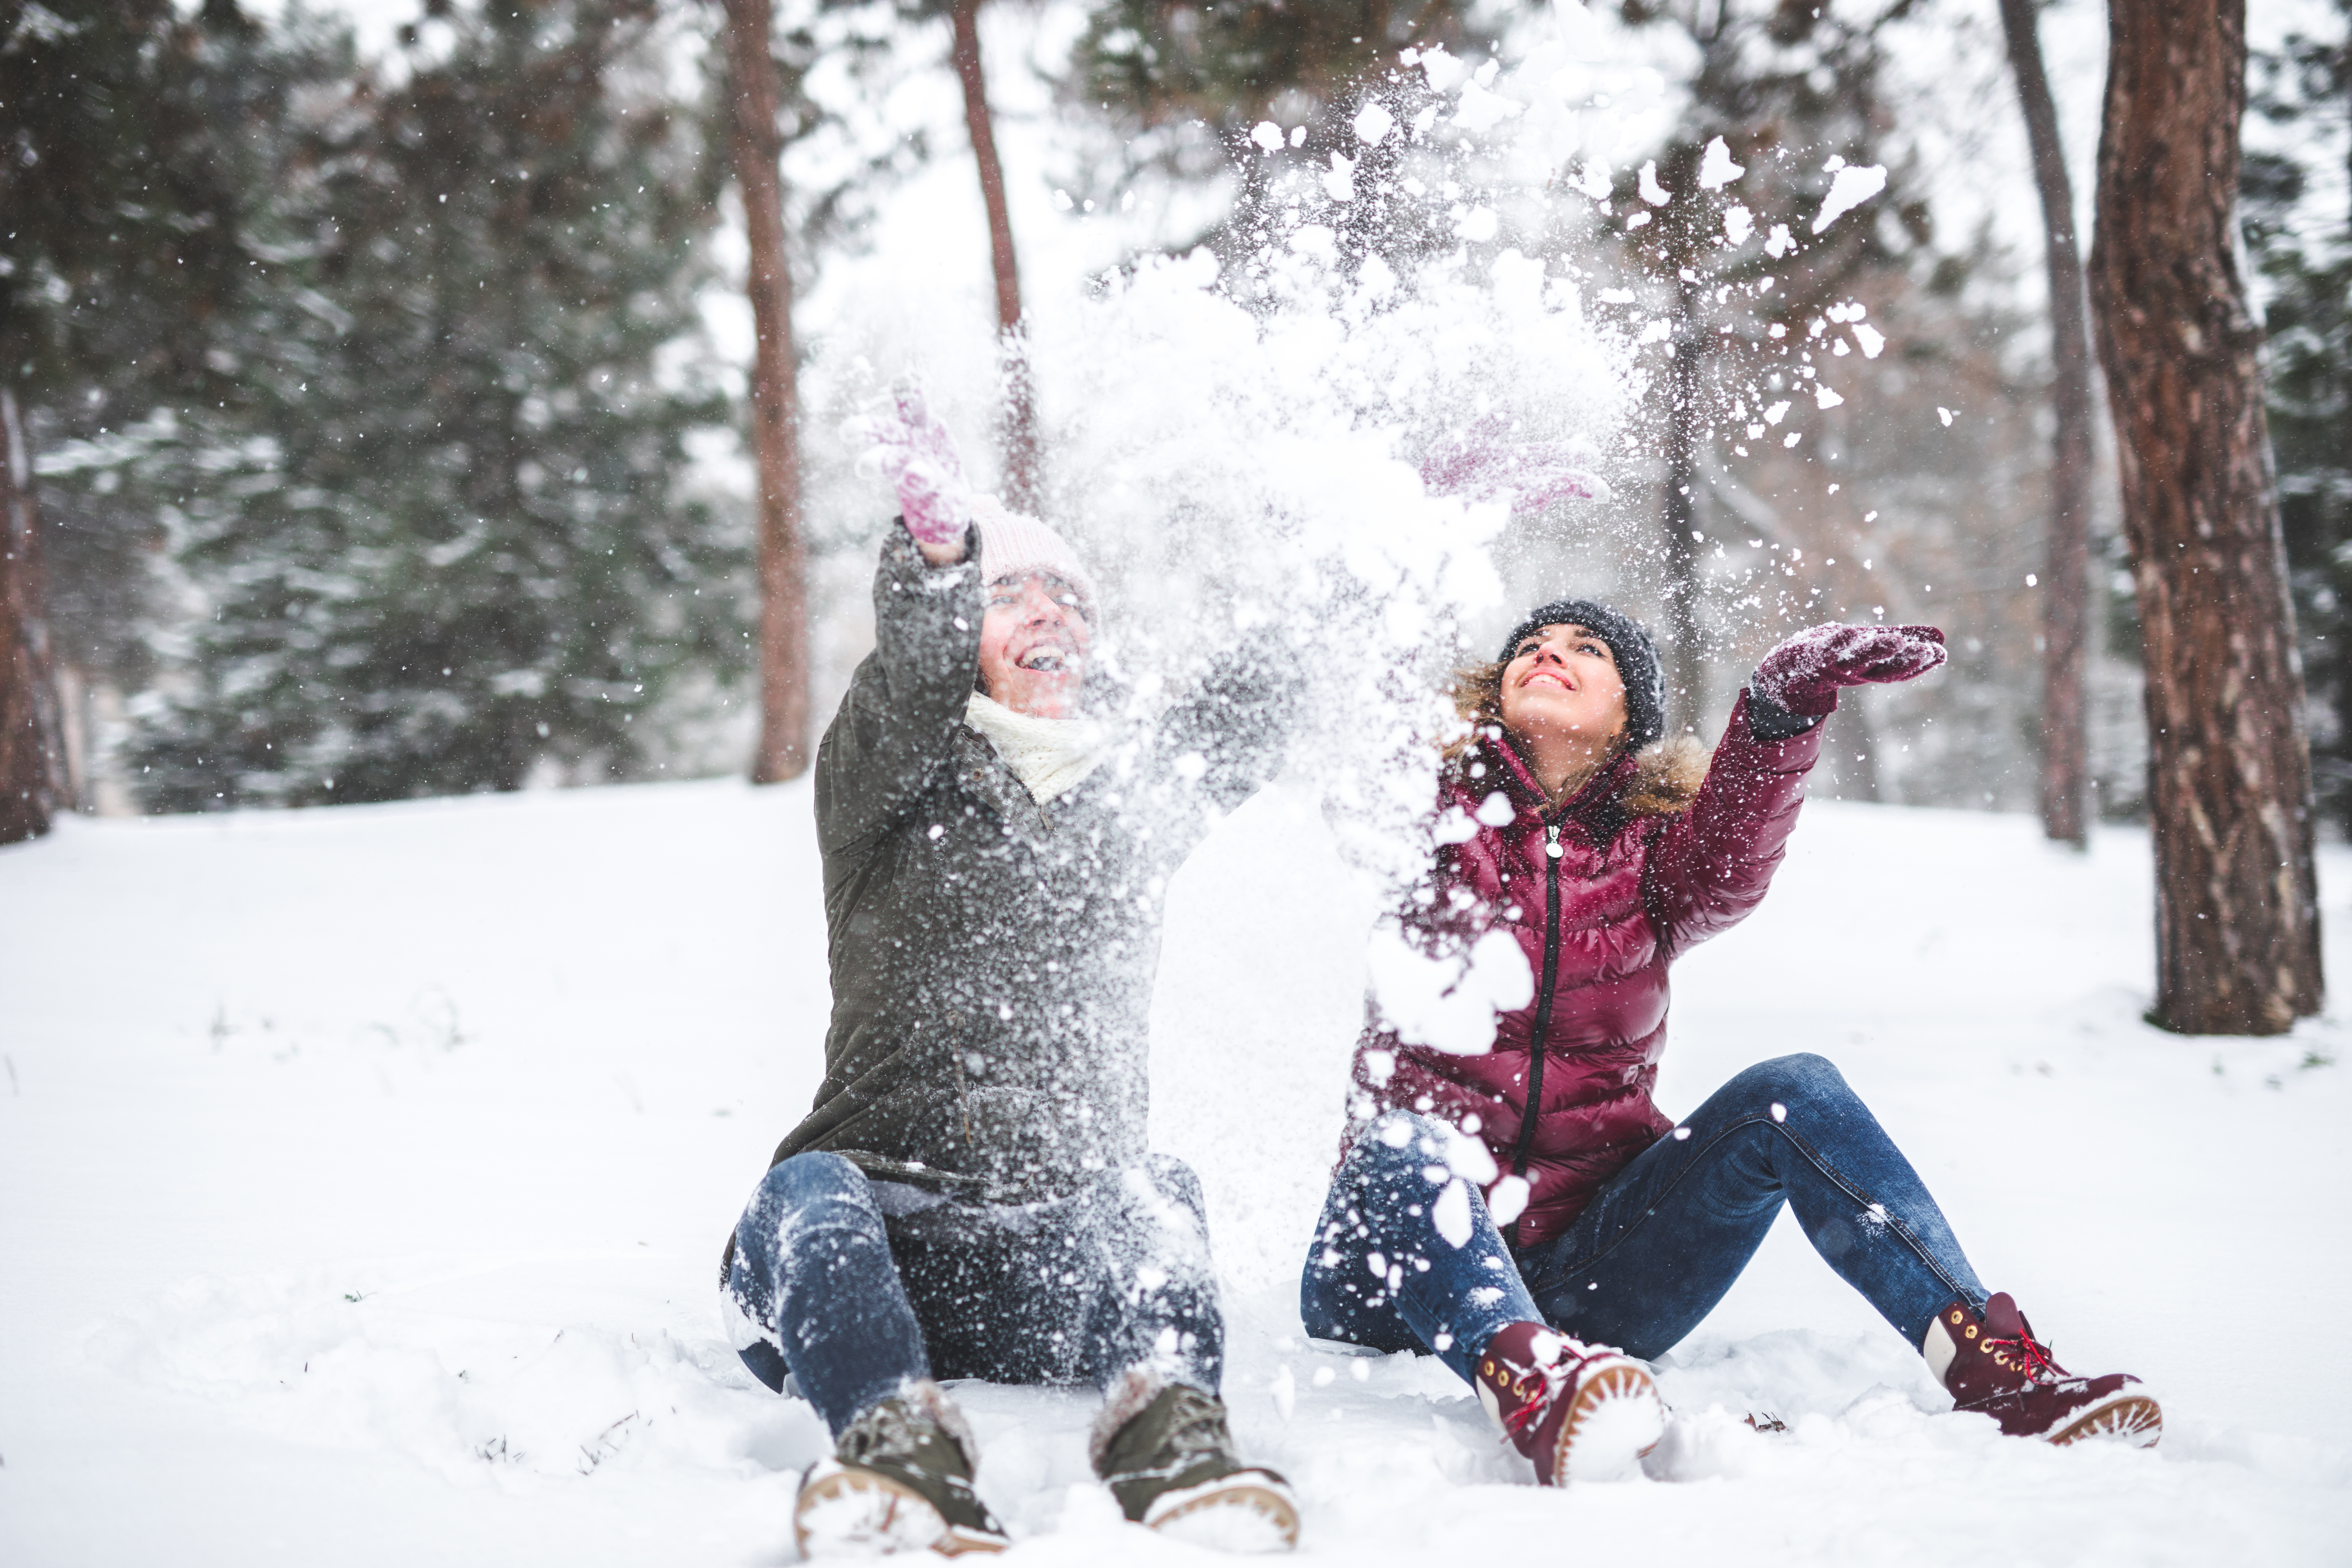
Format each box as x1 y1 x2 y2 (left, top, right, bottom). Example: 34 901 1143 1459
1149 642 1290 816
1640 689 1825 954
813 523 983 858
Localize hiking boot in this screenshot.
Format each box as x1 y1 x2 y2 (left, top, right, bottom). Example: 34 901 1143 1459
1091 1372 1299 1552
793 1382 1010 1558
1930 1294 2161 1448
1472 1320 1664 1485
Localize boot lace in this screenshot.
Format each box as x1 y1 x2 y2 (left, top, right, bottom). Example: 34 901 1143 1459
840 1395 957 1471
1147 1386 1236 1468
1496 1347 1592 1438
1498 1382 1559 1438
1981 1329 2065 1384
1103 1385 1237 1484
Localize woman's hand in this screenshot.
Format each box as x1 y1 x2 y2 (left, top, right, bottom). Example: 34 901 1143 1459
1751 622 1947 717
848 380 970 556
1420 419 1610 511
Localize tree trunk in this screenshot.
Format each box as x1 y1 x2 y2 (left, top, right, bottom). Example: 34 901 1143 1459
1 388 61 843
1998 0 2095 848
948 0 1040 513
1660 277 1708 735
2088 0 2323 1034
56 660 91 812
722 0 811 785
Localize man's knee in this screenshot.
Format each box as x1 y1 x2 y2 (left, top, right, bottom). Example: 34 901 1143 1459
740 1152 887 1269
1138 1153 1209 1222
758 1150 874 1209
1106 1160 1217 1288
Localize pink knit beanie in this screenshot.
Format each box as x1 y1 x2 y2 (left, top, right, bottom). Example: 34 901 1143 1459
971 495 1099 620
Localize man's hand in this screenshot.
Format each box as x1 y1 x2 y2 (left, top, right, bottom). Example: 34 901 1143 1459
848 379 971 564
1750 622 1947 718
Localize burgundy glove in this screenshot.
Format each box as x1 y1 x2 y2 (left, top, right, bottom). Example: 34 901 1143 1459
1750 622 1947 718
847 379 970 547
1421 419 1610 510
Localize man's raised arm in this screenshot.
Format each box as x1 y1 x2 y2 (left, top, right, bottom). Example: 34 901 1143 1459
1149 639 1291 817
813 522 982 859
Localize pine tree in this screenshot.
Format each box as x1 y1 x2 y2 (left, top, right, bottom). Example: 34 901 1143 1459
1998 0 2096 847
122 0 743 810
1070 0 1493 146
723 0 815 786
0 0 263 839
2248 4 2352 830
1064 0 1505 252
1596 0 1934 729
721 0 941 783
944 0 1040 510
2091 0 2322 1034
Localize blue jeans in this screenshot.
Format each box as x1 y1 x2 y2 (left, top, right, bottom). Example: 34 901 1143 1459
727 1152 1224 1434
1300 1054 1988 1383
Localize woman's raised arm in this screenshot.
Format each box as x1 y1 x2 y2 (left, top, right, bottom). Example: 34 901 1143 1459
1643 623 1945 951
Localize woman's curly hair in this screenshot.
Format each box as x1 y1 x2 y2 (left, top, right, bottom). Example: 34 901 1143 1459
1448 659 1511 735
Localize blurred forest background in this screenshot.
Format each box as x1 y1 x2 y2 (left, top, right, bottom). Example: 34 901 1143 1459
4 0 2347 826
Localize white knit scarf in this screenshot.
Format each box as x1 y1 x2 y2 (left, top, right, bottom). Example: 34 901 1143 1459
963 691 1107 805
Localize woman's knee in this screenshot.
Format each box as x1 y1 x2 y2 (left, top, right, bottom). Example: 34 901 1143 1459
1723 1053 1855 1118
1317 1111 1480 1262
1346 1110 1458 1183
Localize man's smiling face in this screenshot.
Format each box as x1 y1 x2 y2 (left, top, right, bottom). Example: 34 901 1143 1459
977 573 1091 718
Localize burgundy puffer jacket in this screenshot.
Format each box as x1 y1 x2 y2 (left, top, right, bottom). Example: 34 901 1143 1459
1349 692 1823 1250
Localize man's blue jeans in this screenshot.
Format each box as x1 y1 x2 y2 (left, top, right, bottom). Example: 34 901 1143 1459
1300 1054 1988 1384
727 1151 1224 1435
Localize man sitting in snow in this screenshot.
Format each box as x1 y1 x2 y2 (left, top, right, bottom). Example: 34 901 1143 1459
720 387 1297 1557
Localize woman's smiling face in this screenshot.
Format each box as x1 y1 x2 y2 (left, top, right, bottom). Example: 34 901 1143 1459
1496 623 1628 754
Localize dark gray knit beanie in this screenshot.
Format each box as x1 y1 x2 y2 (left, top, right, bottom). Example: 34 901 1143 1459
1494 598 1666 749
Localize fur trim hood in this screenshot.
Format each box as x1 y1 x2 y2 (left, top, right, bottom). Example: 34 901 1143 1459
1449 730 1708 825
1617 735 1708 819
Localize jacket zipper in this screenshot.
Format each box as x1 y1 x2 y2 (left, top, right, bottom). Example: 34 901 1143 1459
1506 819 1566 1250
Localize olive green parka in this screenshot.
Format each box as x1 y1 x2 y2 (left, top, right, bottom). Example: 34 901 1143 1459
764 523 1283 1203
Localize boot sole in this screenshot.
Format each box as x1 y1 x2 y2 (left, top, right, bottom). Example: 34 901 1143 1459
1145 1475 1302 1553
794 1466 1010 1558
2047 1391 2162 1449
1549 1358 1666 1485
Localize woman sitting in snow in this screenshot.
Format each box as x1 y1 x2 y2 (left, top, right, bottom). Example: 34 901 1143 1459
1299 600 2161 1485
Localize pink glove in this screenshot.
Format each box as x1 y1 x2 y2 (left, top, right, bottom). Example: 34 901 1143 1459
1421 420 1610 510
848 380 970 546
1751 622 1947 717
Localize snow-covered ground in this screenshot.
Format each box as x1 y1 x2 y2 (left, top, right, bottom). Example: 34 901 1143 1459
4 778 2349 1565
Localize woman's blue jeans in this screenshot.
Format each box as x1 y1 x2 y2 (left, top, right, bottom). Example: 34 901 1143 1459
727 1151 1224 1435
1300 1053 1988 1384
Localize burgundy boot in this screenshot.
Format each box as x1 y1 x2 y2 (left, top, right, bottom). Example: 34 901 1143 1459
1471 1321 1664 1485
1930 1294 2161 1447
